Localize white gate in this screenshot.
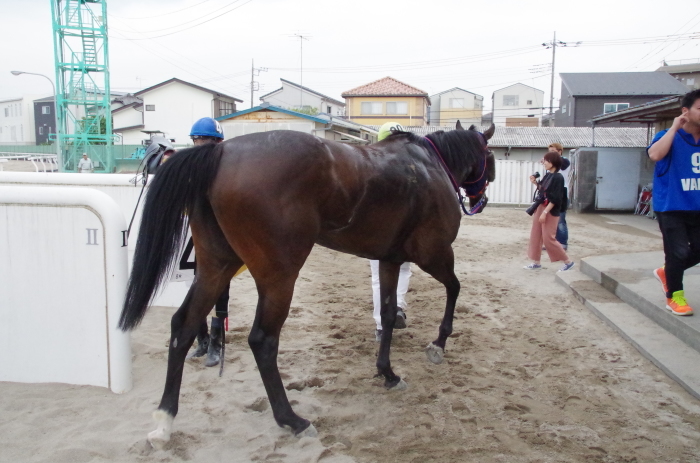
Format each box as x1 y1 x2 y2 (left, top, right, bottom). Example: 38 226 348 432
487 160 544 205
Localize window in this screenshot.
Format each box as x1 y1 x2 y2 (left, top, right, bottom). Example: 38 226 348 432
3 108 7 117
327 106 331 114
526 100 533 105
42 105 50 115
361 102 382 115
39 127 43 135
449 98 465 109
503 95 519 106
217 100 235 117
562 104 567 114
687 78 695 86
475 99 482 109
386 101 408 115
604 103 629 114
145 104 156 111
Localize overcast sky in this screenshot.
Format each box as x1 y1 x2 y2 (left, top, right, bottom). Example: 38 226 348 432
2 0 699 112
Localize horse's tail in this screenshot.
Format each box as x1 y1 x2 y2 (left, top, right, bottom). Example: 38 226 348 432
119 143 224 331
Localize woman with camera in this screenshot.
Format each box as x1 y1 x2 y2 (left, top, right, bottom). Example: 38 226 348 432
524 151 575 271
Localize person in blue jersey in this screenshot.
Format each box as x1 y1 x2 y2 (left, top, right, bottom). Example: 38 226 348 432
647 89 700 316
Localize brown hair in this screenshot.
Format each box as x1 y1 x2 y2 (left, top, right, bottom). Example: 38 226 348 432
543 151 562 171
548 142 563 153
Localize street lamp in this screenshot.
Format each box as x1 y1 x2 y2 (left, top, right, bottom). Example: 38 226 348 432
11 71 61 169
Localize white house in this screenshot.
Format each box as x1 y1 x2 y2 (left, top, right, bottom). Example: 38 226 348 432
112 78 242 145
429 88 483 126
259 79 345 117
492 83 544 127
0 95 42 144
217 103 376 144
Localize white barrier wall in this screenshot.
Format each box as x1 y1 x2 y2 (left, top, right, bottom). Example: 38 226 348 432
0 186 132 393
488 160 544 205
0 172 189 307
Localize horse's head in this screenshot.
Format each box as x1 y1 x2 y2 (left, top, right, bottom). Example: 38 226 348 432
456 121 495 214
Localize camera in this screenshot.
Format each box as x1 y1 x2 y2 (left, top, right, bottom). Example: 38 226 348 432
532 172 540 179
525 196 544 216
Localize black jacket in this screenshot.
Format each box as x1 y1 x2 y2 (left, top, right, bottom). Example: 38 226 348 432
538 171 567 217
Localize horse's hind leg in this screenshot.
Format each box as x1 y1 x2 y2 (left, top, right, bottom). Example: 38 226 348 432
417 247 460 365
375 261 407 390
148 255 241 449
247 270 317 436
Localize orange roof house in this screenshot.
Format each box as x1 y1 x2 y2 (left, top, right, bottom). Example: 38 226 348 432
341 77 431 126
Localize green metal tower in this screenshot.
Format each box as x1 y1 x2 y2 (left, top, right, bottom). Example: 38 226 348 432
51 0 113 172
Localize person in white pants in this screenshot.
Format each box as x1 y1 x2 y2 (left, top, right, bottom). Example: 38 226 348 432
370 121 413 341
371 260 412 341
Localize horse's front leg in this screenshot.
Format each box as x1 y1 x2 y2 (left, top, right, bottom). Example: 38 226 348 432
418 247 460 364
376 261 407 390
149 274 231 449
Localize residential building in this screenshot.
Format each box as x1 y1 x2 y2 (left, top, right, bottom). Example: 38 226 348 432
491 83 544 127
33 96 55 145
0 95 42 144
342 77 430 126
429 88 483 126
217 102 377 144
112 78 242 145
555 72 689 127
259 78 345 116
656 61 700 90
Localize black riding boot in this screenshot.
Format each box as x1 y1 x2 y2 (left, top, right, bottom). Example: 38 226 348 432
187 320 210 358
205 317 223 367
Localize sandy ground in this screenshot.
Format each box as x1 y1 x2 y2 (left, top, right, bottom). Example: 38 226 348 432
2 207 700 463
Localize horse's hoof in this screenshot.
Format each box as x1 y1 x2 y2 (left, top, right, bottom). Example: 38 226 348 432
425 342 444 364
297 423 318 438
389 379 408 391
147 410 173 450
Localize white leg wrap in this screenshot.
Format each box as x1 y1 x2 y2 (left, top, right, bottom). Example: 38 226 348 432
147 410 174 450
425 342 444 364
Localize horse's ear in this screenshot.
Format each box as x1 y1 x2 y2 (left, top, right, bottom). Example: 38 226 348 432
468 124 476 131
483 123 495 141
455 120 464 130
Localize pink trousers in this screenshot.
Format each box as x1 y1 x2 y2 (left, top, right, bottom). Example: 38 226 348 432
527 204 569 262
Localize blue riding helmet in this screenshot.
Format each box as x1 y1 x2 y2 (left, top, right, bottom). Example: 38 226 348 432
190 117 224 139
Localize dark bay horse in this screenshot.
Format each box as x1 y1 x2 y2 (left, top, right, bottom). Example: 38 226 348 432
119 122 495 447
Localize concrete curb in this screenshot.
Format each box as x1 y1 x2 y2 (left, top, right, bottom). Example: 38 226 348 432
556 269 700 400
580 252 700 354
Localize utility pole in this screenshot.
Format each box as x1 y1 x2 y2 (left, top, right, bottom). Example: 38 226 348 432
550 31 556 115
250 59 267 108
293 33 310 109
542 33 581 119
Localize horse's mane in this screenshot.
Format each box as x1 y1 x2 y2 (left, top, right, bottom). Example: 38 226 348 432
386 129 484 176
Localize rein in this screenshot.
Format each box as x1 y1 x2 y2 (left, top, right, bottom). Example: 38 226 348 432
423 136 488 216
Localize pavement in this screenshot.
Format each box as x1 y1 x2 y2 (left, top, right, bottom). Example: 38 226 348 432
556 249 700 400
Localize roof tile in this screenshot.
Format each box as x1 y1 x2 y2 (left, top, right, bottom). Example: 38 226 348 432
342 77 428 97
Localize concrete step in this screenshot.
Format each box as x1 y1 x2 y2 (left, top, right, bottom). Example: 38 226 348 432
579 251 700 354
556 268 700 400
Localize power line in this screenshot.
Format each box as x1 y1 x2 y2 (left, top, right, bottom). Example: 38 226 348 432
110 0 255 40
109 0 214 20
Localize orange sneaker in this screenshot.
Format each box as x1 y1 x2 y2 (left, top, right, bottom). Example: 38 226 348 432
653 267 668 295
666 291 694 316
